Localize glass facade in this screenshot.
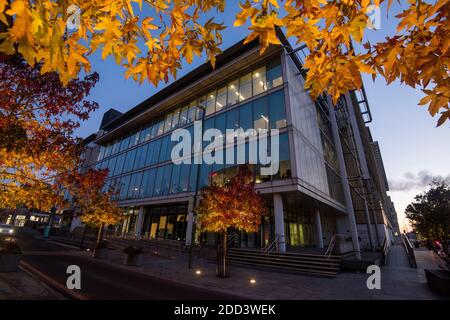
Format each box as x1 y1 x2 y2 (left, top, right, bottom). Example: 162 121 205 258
95 58 288 202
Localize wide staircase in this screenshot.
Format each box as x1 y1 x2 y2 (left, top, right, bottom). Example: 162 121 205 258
227 247 341 276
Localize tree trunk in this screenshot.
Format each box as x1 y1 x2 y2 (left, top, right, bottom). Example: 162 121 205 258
96 223 103 246
217 230 230 278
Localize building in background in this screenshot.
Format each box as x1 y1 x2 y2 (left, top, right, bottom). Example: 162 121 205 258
71 31 399 257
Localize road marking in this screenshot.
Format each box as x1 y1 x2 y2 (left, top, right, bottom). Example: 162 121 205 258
19 261 88 300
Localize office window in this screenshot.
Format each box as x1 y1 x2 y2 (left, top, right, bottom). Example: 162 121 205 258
171 108 181 129
104 144 112 158
140 126 151 143
155 120 164 137
98 146 105 161
128 172 143 199
111 140 120 155
141 168 156 198
161 164 172 196
205 91 216 116
273 133 291 180
188 101 197 122
253 97 269 131
119 175 131 200
119 135 131 152
267 58 283 89
164 112 173 133
113 153 126 176
253 66 267 95
188 164 198 191
214 112 226 136
239 102 253 131
239 73 252 101
151 138 162 165
226 107 239 132
180 164 190 192
197 96 206 120
269 89 287 129
198 163 211 188
123 149 137 173
107 156 117 177
180 106 189 126
159 135 170 163
153 166 165 196
134 144 148 170
129 131 140 147
227 79 239 106
216 86 227 112
170 164 181 194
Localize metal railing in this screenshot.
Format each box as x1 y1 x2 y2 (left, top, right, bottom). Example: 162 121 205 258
226 232 239 248
262 234 282 256
324 234 337 258
402 235 417 268
381 237 389 265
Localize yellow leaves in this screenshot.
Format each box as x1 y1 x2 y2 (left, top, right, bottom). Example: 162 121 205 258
0 0 8 25
5 0 35 65
245 11 282 53
234 0 258 27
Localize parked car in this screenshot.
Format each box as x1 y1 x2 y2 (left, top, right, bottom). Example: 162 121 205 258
0 224 14 237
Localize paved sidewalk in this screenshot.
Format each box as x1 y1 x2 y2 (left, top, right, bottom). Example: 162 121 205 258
0 269 64 300
76 244 445 300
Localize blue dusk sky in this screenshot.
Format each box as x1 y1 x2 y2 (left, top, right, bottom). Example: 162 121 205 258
74 1 450 231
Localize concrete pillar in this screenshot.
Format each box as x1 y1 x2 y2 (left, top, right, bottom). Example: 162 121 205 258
185 197 195 246
134 206 145 237
363 200 376 251
327 96 361 260
313 209 324 249
273 193 286 252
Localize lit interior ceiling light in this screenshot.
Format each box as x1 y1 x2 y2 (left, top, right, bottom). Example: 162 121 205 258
250 278 256 284
261 115 269 122
254 72 260 77
216 102 223 108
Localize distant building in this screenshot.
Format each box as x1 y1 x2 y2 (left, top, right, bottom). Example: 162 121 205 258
68 31 399 255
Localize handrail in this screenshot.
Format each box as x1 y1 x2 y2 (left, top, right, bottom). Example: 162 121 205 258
402 235 417 268
226 232 239 247
381 237 389 265
262 234 281 255
324 234 337 257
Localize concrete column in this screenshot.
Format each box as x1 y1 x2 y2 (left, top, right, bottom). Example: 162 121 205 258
185 197 195 246
273 193 286 252
313 209 324 249
327 96 361 260
363 200 376 251
134 206 145 237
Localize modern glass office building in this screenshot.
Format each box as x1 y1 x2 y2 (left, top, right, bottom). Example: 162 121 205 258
75 32 399 255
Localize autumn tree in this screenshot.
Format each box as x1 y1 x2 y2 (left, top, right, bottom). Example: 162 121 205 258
196 166 266 277
0 0 448 125
405 180 450 257
0 54 99 211
63 169 123 245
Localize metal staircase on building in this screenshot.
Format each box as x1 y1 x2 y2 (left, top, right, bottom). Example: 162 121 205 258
227 248 341 277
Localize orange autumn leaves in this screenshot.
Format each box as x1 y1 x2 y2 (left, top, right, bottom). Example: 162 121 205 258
0 0 225 86
0 0 449 125
197 166 266 234
234 0 450 126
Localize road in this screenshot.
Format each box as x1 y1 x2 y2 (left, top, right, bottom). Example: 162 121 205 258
15 230 241 300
